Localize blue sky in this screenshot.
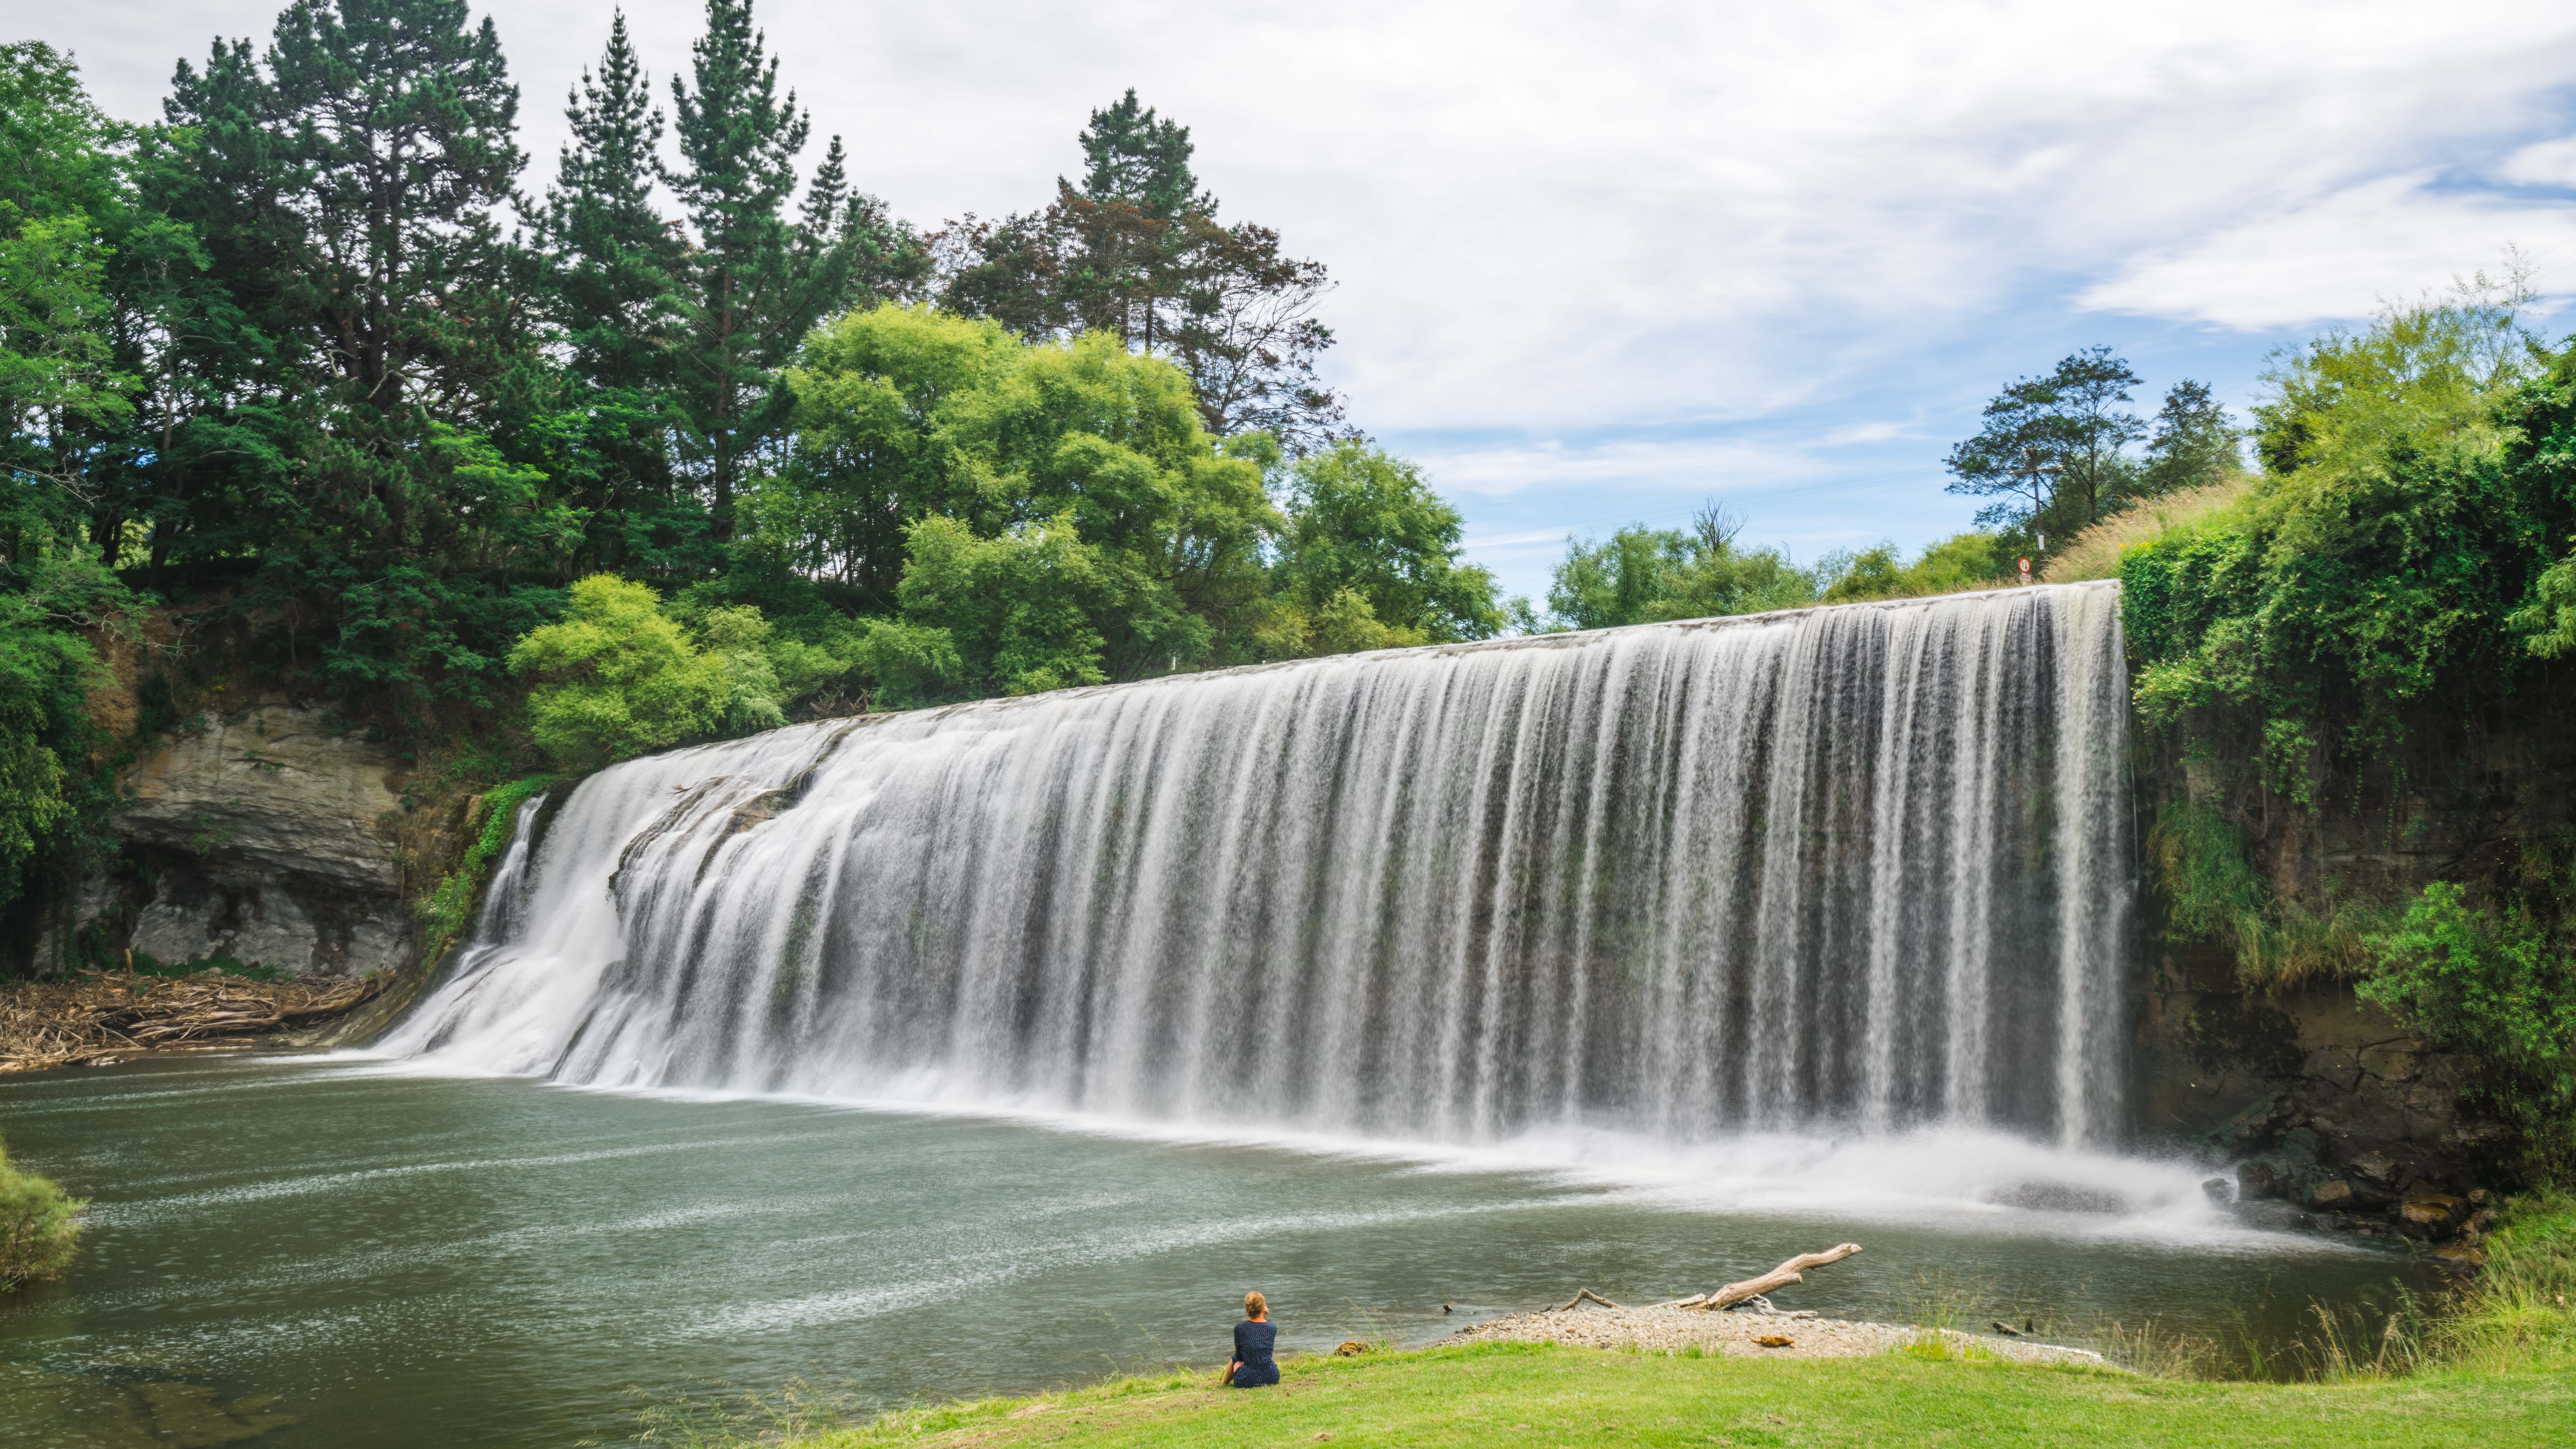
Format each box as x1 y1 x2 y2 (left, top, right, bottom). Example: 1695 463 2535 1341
38 0 2576 603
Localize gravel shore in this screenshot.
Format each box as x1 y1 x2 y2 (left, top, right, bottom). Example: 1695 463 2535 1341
1454 1301 2111 1367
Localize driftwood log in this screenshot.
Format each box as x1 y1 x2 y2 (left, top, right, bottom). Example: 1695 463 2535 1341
1659 1244 1863 1312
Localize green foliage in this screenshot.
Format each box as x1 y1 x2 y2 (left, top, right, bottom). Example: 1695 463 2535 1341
2433 1191 2576 1373
2361 882 2576 1177
0 1133 82 1290
1819 531 2015 603
1266 440 1503 652
2121 282 2576 796
509 574 780 769
772 310 1279 693
937 89 1345 448
898 513 1109 697
1535 504 1817 631
414 772 563 959
2144 803 2393 990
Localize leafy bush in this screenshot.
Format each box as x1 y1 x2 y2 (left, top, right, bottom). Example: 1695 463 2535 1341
2361 882 2576 1176
0 1134 81 1289
508 575 784 769
1535 506 1819 631
1819 531 2016 602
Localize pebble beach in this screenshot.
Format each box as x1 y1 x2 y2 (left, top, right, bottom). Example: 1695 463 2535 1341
1454 1301 2112 1367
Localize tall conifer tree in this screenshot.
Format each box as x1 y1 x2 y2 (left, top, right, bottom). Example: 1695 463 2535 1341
543 11 676 395
538 10 691 573
665 0 810 539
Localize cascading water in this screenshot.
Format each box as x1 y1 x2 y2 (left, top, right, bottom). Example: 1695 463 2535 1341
380 582 2133 1152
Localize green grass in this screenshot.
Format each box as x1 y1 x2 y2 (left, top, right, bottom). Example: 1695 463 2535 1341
746 1340 2576 1449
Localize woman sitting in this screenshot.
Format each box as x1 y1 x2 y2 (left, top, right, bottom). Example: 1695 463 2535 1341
1226 1290 1280 1388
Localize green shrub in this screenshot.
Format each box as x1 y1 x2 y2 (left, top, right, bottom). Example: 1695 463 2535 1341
2431 1190 2576 1372
0 1135 82 1289
2361 883 2576 1176
508 575 784 769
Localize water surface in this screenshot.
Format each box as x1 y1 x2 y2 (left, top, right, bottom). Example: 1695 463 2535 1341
2 1055 2423 1448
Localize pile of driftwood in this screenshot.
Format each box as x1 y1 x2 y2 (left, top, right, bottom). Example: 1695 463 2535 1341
0 971 388 1073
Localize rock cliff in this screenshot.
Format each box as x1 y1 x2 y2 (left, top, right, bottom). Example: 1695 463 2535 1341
73 706 417 978
2129 678 2576 1227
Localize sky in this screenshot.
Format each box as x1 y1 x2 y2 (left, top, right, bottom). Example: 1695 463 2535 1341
32 0 2576 604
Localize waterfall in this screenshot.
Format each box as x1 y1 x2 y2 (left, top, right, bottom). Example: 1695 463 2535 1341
378 582 2133 1149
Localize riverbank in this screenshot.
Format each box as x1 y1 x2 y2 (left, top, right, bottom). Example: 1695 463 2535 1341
758 1339 2576 1448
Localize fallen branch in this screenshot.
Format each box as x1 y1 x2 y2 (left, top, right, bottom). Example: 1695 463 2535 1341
1660 1244 1863 1312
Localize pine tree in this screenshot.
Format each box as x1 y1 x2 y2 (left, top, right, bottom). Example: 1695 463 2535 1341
542 10 677 396
939 91 1346 449
536 10 695 576
1076 89 1208 222
264 0 524 424
665 0 809 539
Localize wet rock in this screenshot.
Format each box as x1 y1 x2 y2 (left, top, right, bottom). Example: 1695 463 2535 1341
2202 1177 2233 1205
2236 1160 2280 1200
2309 1179 2354 1209
2228 1199 2313 1231
2346 1150 2401 1189
1983 1182 2129 1214
2397 1194 2464 1236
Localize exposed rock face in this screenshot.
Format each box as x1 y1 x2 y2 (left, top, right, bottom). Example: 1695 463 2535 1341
105 707 414 977
2127 683 2576 1221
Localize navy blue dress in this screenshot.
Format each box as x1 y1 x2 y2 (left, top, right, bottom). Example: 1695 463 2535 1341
1231 1319 1279 1387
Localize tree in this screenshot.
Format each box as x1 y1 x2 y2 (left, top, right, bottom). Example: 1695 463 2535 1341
935 91 1346 450
1537 503 1815 631
665 0 920 539
2138 379 2240 497
508 573 780 768
533 11 699 577
1270 441 1502 647
1945 347 2144 539
762 304 1016 599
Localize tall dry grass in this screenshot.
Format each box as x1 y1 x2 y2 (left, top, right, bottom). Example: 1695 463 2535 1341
2041 476 2253 583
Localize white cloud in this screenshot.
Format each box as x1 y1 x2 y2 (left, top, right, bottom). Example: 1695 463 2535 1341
2075 173 2576 330
2498 135 2576 188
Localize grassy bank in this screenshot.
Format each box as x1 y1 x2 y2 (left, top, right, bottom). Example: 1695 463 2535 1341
749 1341 2575 1449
